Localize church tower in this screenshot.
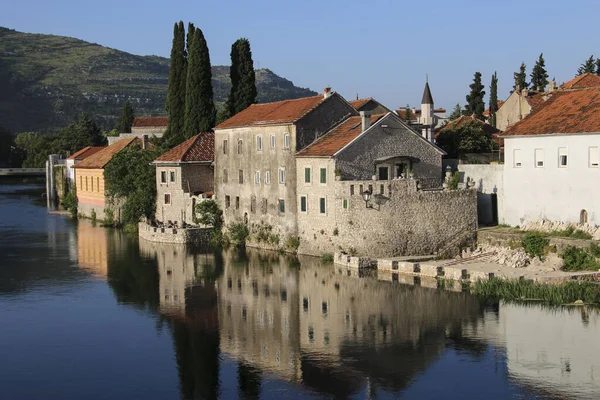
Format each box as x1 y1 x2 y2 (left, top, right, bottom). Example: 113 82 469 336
420 77 435 142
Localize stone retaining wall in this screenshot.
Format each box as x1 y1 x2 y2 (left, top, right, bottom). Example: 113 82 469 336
138 222 212 245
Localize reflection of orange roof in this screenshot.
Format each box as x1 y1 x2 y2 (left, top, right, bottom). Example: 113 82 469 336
503 88 600 136
297 114 385 157
67 146 104 160
215 95 326 129
561 73 600 90
154 133 214 163
349 98 373 110
73 137 139 169
132 116 168 127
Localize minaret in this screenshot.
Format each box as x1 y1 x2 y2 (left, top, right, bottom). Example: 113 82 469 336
420 76 434 142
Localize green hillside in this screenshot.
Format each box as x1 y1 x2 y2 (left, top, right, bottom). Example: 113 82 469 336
0 26 317 133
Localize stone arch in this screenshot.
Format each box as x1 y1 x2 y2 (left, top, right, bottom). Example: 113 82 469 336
580 209 588 224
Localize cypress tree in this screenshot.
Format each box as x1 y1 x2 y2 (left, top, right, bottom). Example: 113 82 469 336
115 100 135 133
530 53 549 92
404 104 411 123
186 22 196 56
489 72 498 128
184 27 216 138
577 55 595 75
449 103 462 121
223 38 257 119
513 62 528 92
465 72 485 120
596 59 600 76
164 21 187 147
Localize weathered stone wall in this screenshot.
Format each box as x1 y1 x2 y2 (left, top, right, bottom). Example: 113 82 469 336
297 179 478 258
138 222 212 245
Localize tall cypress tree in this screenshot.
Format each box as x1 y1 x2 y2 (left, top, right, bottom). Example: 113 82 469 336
596 58 600 76
115 100 135 133
530 53 549 92
489 72 498 128
184 27 216 138
513 62 528 92
223 38 257 120
186 22 196 56
577 55 596 75
164 21 187 147
465 72 485 120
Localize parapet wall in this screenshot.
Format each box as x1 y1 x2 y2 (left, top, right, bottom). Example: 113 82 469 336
297 179 478 258
138 222 212 245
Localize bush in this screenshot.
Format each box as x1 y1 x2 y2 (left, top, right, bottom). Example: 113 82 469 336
61 187 78 217
522 232 549 260
101 207 115 227
561 246 599 271
589 242 600 258
285 236 300 252
227 221 249 246
194 199 223 229
321 253 334 263
90 209 97 224
449 171 460 190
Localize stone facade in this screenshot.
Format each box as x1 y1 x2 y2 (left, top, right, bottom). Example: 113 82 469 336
296 179 478 258
138 222 212 245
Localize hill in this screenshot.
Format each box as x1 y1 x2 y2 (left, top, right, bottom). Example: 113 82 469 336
0 27 317 133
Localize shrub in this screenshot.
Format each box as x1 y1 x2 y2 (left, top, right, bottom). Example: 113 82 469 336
194 199 223 229
333 227 339 236
101 207 115 227
123 223 138 234
449 171 460 190
561 246 600 271
285 236 300 252
227 221 249 246
61 187 78 217
570 230 593 240
269 233 280 245
90 209 97 224
348 247 358 256
321 253 334 263
589 242 600 258
521 232 549 260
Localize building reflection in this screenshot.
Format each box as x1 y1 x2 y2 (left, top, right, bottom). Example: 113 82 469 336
76 220 109 278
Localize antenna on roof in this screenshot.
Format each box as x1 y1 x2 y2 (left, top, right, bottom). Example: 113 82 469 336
426 73 428 83
356 93 359 100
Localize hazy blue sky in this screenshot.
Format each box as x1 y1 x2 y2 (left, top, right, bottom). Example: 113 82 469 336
2 0 599 111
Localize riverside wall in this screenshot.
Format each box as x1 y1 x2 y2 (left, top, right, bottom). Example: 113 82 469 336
138 222 212 245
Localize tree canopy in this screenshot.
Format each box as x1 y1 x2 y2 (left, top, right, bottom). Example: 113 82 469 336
222 38 257 120
164 21 188 147
489 72 498 128
449 103 462 121
577 55 596 75
513 62 528 92
436 118 494 158
115 101 134 133
530 53 549 91
465 72 486 120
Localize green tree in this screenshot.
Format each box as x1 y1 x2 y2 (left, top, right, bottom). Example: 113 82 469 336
164 21 188 147
596 59 600 76
513 62 528 92
57 113 106 153
449 103 462 121
530 53 549 91
436 118 493 158
489 72 499 128
115 101 135 133
577 55 596 75
465 72 485 120
404 104 411 122
224 38 257 119
186 22 195 57
184 27 216 138
195 199 223 229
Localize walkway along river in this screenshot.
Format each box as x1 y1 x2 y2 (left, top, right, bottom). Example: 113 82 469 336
1 182 599 399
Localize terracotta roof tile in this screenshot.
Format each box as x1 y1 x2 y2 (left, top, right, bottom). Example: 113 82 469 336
561 73 600 90
396 108 418 121
349 98 373 110
73 137 139 169
524 92 545 109
154 132 214 163
441 115 500 135
483 101 505 116
67 146 104 160
132 116 168 127
503 88 600 136
214 95 326 129
296 114 385 157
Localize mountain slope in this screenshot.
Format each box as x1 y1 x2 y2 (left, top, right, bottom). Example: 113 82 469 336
0 27 317 133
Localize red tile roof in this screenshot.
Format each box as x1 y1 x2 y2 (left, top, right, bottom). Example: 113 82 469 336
561 73 600 90
503 87 600 136
483 101 505 116
154 132 214 163
67 146 104 160
296 114 385 157
132 116 168 127
214 95 326 129
524 92 545 109
73 137 140 169
349 98 373 110
440 115 500 135
396 108 418 121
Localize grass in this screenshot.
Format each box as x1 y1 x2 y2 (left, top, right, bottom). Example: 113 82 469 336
472 279 600 305
524 227 593 240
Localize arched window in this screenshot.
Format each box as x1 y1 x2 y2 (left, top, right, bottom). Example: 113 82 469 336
580 209 588 224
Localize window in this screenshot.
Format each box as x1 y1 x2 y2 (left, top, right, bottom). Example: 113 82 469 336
343 199 348 209
235 196 240 209
90 177 94 192
270 134 276 149
535 149 544 168
378 166 389 180
265 171 271 185
350 185 354 195
256 135 263 151
261 198 267 214
284 133 290 149
319 198 326 214
223 169 228 183
251 197 256 213
223 139 228 154
279 199 285 213
164 193 171 205
255 171 261 184
96 177 100 192
305 167 311 183
237 139 243 154
170 171 175 182
160 171 167 183
238 170 244 184
225 195 231 208
359 184 363 194
558 147 568 167
300 196 307 212
513 149 522 168
380 184 384 194
79 176 82 189
320 168 327 184
279 168 285 185
85 176 88 191
590 147 599 167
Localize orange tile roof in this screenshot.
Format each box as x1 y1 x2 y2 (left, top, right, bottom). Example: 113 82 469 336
561 73 600 90
524 92 545 109
154 132 214 163
349 98 373 110
73 137 139 169
441 115 500 135
132 116 168 127
396 108 418 121
214 95 326 129
483 101 505 116
67 146 104 160
503 88 600 136
296 114 385 157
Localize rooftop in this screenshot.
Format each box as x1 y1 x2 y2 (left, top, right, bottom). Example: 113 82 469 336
132 116 168 127
349 97 374 110
214 95 326 129
73 137 140 169
560 73 600 90
154 132 214 163
440 115 500 135
67 146 104 160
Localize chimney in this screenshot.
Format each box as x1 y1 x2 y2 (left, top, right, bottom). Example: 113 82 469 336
142 134 148 150
521 88 529 97
360 111 371 131
323 87 332 99
548 79 557 92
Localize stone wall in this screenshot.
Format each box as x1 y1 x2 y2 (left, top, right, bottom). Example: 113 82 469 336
458 164 504 226
297 179 478 258
138 222 212 245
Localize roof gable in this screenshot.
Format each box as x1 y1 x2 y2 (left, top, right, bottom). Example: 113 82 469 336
73 137 138 169
561 73 600 90
154 132 215 163
67 146 104 160
349 98 373 110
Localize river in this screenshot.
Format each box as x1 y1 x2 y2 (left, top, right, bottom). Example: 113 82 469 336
1 182 599 399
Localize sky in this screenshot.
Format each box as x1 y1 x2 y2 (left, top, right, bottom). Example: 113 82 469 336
2 0 600 111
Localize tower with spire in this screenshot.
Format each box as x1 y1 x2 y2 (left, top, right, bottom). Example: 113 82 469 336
419 76 435 142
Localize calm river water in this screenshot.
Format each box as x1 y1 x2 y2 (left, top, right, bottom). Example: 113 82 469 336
1 182 599 399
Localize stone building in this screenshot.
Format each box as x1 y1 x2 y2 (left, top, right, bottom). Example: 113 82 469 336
348 97 390 114
495 89 546 131
152 132 215 227
213 89 357 239
107 116 168 145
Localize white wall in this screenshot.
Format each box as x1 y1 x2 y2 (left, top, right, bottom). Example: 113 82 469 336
459 164 504 225
504 134 600 226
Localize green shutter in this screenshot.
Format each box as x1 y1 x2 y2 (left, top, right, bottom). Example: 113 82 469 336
305 168 311 183
301 196 307 212
320 168 326 183
343 199 348 209
320 198 326 214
